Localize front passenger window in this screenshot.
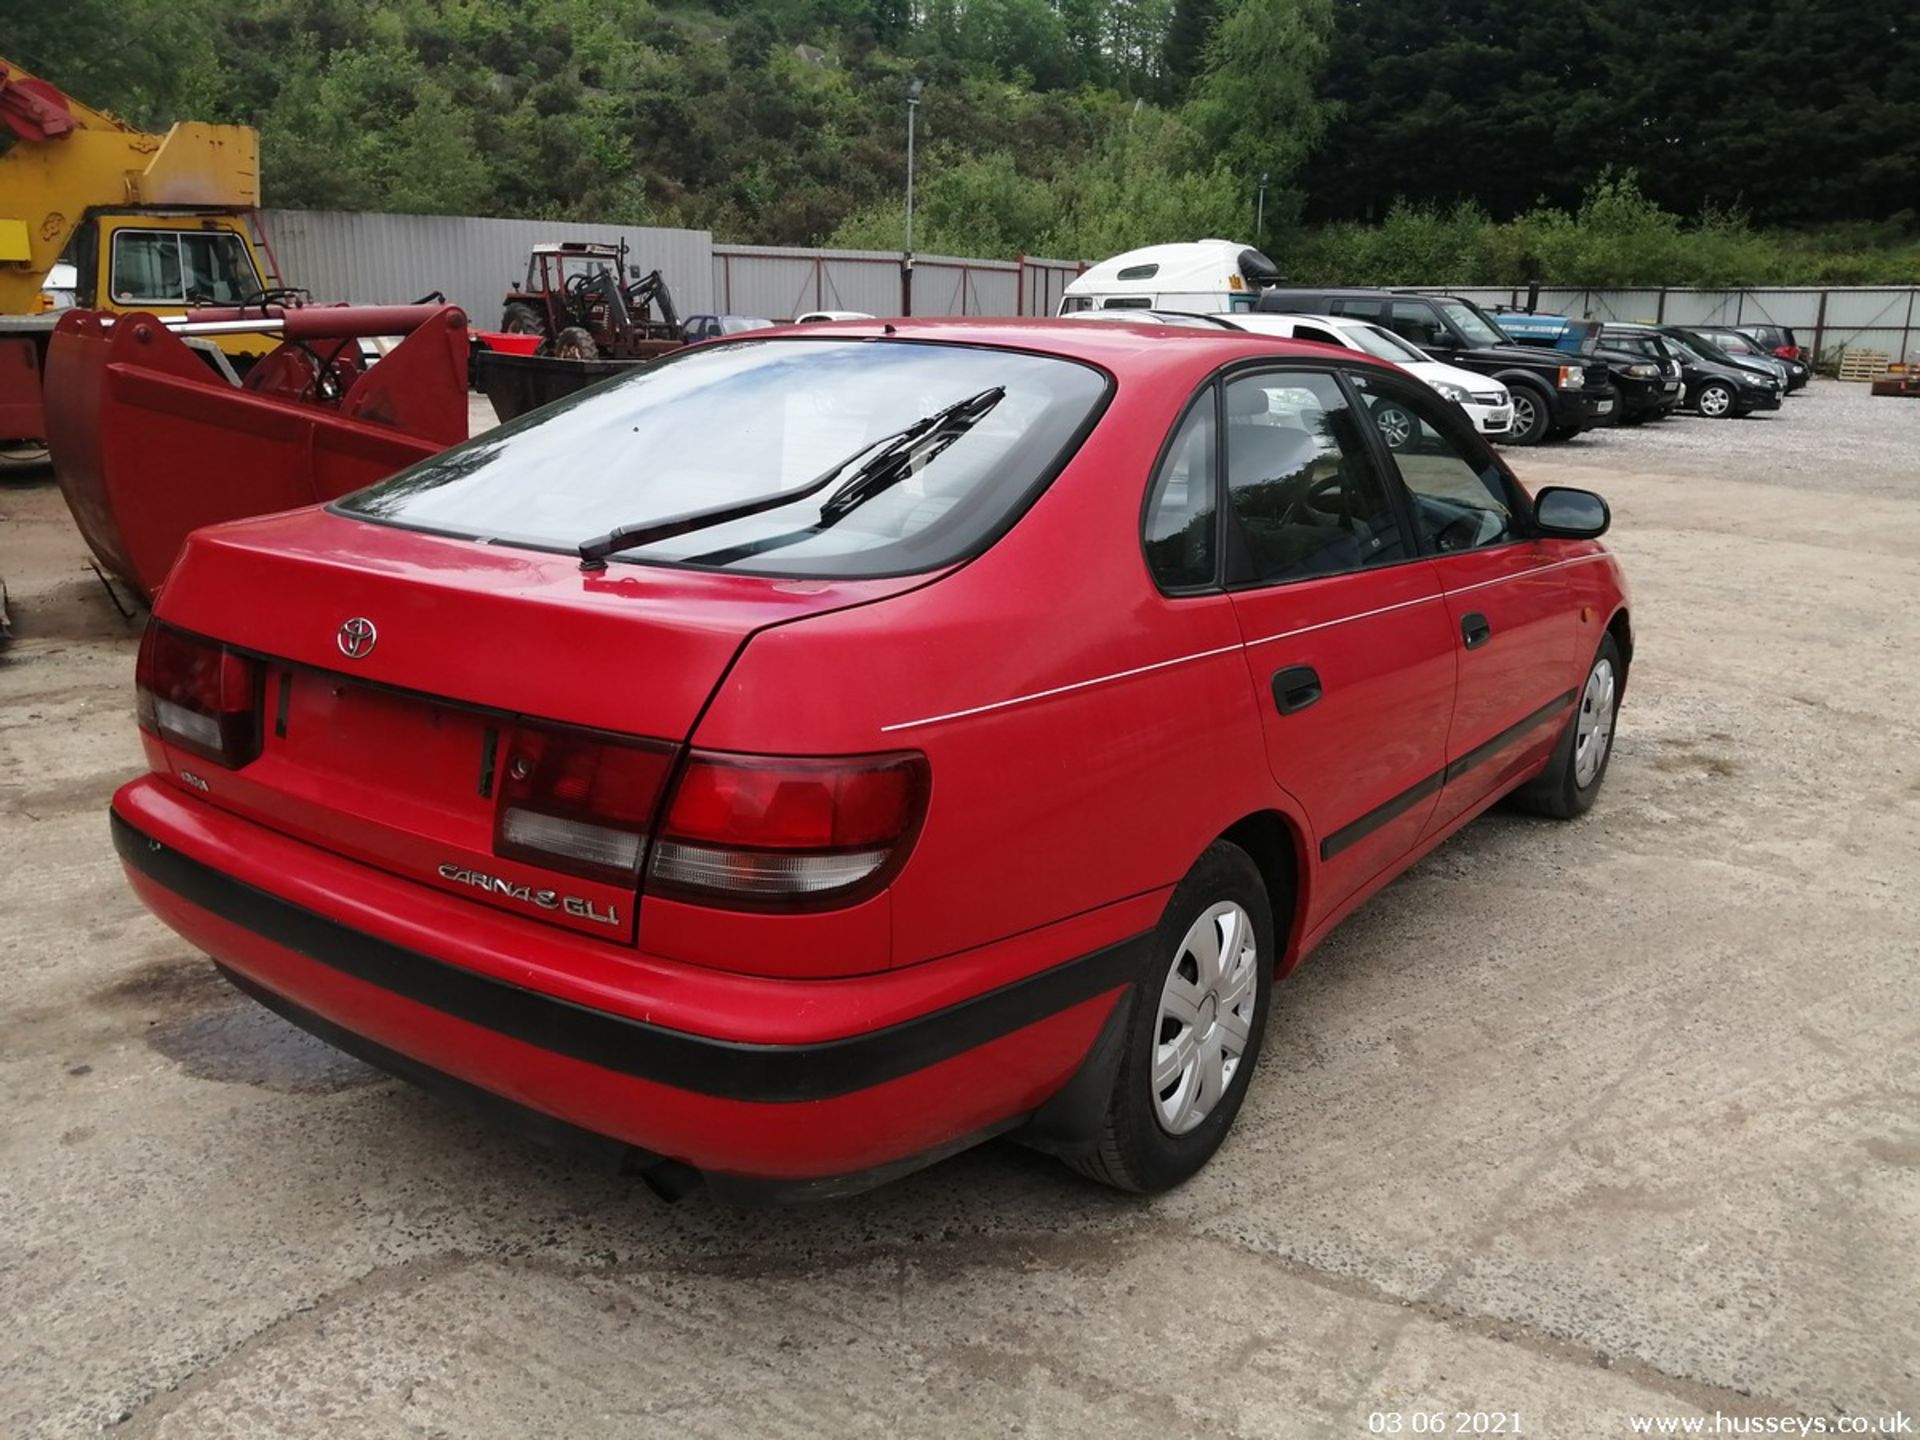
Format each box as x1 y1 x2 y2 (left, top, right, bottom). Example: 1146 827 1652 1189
1350 373 1519 553
1222 371 1408 584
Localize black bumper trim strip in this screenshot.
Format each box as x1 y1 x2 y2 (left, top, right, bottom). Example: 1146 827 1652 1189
111 809 1147 1104
1320 689 1577 862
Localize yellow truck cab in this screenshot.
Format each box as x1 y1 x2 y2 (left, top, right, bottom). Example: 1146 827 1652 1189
1 56 274 452
63 211 272 353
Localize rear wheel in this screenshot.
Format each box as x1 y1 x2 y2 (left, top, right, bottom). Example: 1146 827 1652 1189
1696 381 1735 418
1516 632 1623 819
500 302 548 338
1069 841 1274 1193
1503 383 1552 445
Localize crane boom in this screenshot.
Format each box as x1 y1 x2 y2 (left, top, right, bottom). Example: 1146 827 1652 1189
0 57 260 314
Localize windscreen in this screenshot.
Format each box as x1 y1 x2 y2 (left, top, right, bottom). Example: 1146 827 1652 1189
1675 331 1737 365
1434 298 1509 347
1349 323 1431 365
339 339 1109 578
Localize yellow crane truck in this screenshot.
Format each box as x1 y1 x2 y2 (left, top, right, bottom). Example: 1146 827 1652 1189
0 56 275 460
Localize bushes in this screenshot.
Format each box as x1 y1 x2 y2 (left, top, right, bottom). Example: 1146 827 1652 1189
1287 175 1920 288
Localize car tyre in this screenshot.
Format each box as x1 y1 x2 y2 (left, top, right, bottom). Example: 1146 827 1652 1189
1503 383 1552 445
1516 632 1624 820
1695 381 1736 418
1069 841 1274 1194
1370 398 1417 451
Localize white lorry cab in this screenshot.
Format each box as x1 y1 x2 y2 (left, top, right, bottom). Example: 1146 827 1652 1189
1059 240 1279 315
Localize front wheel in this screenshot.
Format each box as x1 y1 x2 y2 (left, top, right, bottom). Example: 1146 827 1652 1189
1516 632 1623 819
1695 381 1736 418
1503 384 1552 445
1069 841 1274 1193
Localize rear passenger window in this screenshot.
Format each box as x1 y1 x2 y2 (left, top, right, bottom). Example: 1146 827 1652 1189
1293 323 1341 347
1349 373 1519 553
1143 399 1218 589
1221 371 1408 585
1387 300 1449 349
1330 297 1384 323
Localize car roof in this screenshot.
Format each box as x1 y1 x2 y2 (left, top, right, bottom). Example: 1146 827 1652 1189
750 315 1398 383
1061 309 1240 329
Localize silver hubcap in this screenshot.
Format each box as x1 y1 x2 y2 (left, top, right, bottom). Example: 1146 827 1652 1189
1511 394 1537 436
1376 407 1412 449
1152 902 1259 1135
1700 386 1731 416
1574 657 1617 788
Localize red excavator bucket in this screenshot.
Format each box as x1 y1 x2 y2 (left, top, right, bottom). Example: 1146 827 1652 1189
45 303 469 600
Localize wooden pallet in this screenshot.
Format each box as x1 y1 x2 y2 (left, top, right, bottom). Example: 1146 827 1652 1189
1837 348 1891 381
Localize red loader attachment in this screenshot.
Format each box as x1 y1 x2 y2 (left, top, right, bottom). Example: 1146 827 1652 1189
45 303 469 600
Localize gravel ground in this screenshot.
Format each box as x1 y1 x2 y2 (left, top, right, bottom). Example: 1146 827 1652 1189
2 380 1917 1438
1541 377 1920 495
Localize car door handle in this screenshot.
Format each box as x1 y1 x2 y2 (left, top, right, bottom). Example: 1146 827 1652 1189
1461 612 1492 650
1270 665 1323 715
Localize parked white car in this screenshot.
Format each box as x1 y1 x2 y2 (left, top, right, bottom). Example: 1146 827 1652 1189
1224 312 1515 442
795 309 874 323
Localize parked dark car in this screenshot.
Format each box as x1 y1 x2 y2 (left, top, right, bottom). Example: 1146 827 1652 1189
1689 326 1804 391
1491 312 1683 425
1728 326 1811 391
1641 325 1783 418
1254 289 1616 445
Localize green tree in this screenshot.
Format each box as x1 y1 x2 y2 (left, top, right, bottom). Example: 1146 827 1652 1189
1184 0 1335 241
1161 0 1218 96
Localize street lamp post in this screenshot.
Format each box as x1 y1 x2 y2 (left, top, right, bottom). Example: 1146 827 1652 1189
903 76 923 316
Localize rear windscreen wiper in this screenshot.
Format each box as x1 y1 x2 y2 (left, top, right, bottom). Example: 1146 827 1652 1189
577 386 1006 570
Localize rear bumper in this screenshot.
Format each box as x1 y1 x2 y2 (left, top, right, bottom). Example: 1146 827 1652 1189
111 779 1147 1196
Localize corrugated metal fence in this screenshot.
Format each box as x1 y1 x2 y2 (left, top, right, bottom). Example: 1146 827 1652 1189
259 210 719 325
1419 286 1919 363
259 210 1081 324
255 211 1913 360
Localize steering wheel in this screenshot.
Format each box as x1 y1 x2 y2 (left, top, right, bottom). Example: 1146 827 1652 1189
1433 513 1483 552
1299 473 1358 531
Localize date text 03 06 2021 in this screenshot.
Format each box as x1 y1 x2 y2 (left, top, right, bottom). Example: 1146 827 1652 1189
1369 1414 1523 1436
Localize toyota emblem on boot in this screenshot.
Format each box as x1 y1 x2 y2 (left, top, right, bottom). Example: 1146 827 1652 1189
337 617 378 659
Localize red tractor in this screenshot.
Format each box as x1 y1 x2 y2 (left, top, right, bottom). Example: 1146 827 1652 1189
498 241 682 360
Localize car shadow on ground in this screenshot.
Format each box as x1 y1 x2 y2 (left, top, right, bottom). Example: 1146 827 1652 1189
146 804 1578 1261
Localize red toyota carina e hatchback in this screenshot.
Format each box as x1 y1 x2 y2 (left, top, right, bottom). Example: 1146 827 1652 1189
113 319 1630 1199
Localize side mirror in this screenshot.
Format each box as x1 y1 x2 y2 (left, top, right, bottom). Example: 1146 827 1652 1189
1533 486 1610 539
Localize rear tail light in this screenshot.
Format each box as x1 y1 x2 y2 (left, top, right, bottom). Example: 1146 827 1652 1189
649 751 929 909
493 722 677 886
1774 345 1800 360
135 621 263 768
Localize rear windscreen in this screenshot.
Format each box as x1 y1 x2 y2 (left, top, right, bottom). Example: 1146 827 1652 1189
337 338 1109 579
